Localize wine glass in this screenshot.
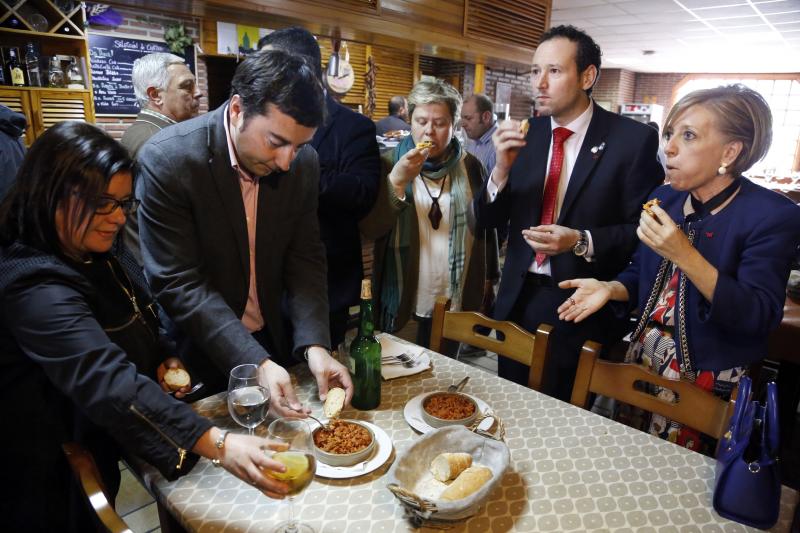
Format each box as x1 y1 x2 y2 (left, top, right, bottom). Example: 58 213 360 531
227 363 269 436
266 418 317 533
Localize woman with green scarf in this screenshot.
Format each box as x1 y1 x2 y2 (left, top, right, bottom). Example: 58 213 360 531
360 79 499 349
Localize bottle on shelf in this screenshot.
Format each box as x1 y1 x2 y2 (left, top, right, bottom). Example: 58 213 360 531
48 56 65 88
24 43 41 87
350 279 382 410
8 48 25 87
66 57 84 89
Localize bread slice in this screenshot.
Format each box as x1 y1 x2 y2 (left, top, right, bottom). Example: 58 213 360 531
430 452 472 482
440 466 492 501
323 387 346 419
164 368 190 391
519 120 530 136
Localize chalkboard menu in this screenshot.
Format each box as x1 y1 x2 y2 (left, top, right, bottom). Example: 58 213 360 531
88 33 195 116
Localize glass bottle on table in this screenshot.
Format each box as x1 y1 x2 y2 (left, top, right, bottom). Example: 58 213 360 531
350 278 381 410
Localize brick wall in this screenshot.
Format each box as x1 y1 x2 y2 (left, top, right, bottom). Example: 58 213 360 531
91 8 207 140
592 68 636 113
484 65 533 120
633 72 688 111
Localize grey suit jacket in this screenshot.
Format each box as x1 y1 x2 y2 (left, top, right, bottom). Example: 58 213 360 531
136 103 330 389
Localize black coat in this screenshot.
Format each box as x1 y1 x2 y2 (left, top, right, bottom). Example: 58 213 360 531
475 104 665 321
311 95 381 313
0 242 211 532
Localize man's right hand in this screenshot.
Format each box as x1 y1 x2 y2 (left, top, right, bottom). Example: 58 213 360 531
258 359 311 418
492 119 528 188
388 146 429 198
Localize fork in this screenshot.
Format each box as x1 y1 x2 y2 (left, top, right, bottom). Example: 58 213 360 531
382 352 421 368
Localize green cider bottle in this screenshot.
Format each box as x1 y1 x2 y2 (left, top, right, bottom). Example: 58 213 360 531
350 279 381 410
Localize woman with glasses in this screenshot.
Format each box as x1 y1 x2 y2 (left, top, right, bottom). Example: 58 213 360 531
0 122 292 531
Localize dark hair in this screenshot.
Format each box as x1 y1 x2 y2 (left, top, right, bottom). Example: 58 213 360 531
539 25 602 96
257 27 323 80
230 49 325 128
468 94 494 115
0 121 134 253
388 96 405 115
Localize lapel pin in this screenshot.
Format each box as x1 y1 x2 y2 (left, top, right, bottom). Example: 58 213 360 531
590 142 606 154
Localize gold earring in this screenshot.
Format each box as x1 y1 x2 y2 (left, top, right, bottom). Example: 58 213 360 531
718 164 727 175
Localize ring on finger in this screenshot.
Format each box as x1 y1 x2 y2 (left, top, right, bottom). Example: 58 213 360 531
568 297 576 306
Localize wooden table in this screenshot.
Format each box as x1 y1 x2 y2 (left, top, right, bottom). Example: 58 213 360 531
137 335 799 532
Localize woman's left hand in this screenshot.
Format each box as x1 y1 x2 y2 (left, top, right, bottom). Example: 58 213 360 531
637 203 693 263
157 357 192 398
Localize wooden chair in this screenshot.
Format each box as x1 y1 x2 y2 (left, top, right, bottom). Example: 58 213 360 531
570 342 736 439
62 442 133 533
430 296 553 391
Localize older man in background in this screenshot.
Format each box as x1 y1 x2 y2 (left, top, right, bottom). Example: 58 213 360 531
461 93 497 175
121 52 202 264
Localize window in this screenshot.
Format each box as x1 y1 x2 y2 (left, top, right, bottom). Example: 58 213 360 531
674 76 800 176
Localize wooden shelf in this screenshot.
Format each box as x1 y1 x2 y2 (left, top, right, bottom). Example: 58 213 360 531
0 26 86 40
2 85 89 92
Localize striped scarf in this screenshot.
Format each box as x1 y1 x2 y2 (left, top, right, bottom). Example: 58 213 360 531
380 136 470 331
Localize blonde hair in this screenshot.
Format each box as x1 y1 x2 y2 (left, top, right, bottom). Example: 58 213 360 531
407 79 462 124
664 84 772 176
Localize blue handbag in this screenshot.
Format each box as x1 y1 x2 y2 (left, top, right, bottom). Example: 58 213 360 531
713 375 781 529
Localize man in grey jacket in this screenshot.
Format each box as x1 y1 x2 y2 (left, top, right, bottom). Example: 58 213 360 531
137 50 353 415
121 52 202 264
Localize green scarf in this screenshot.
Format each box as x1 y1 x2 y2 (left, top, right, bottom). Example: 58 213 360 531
380 136 471 331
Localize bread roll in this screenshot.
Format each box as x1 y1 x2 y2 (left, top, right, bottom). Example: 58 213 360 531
323 387 346 419
430 453 472 482
440 466 492 501
163 368 190 391
519 120 530 136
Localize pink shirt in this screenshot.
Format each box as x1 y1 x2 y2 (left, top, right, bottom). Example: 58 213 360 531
224 106 264 332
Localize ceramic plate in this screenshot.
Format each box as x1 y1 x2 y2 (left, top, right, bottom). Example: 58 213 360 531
314 421 393 479
403 392 493 434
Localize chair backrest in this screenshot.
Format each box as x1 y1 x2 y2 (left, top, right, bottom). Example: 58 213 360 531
430 296 553 390
570 342 736 439
62 442 133 533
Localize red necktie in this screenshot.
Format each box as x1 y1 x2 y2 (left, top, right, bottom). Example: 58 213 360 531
535 126 574 266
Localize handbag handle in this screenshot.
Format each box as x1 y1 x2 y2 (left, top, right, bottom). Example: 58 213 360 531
726 375 752 442
763 381 779 457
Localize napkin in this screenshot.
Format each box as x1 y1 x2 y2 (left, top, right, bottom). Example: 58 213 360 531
379 334 431 380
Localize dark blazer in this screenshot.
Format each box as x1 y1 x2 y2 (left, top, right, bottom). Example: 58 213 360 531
617 180 800 371
312 95 380 313
475 103 665 321
136 103 329 390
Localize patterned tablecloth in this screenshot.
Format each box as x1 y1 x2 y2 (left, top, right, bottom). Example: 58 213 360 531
139 336 798 532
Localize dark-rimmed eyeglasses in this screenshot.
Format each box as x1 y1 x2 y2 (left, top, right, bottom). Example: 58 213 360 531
94 196 140 215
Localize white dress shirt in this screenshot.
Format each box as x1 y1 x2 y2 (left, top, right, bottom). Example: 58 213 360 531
487 101 596 276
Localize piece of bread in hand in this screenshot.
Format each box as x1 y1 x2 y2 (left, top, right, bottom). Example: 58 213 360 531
163 368 190 391
323 387 346 419
416 140 433 149
642 198 661 218
440 466 492 501
431 452 473 482
518 120 530 136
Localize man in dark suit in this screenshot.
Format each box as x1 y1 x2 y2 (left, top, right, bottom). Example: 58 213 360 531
137 50 353 415
259 27 380 347
475 25 664 401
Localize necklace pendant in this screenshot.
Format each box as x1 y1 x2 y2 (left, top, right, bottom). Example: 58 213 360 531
428 200 442 230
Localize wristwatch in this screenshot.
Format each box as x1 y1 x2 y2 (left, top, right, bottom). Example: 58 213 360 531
573 230 589 257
